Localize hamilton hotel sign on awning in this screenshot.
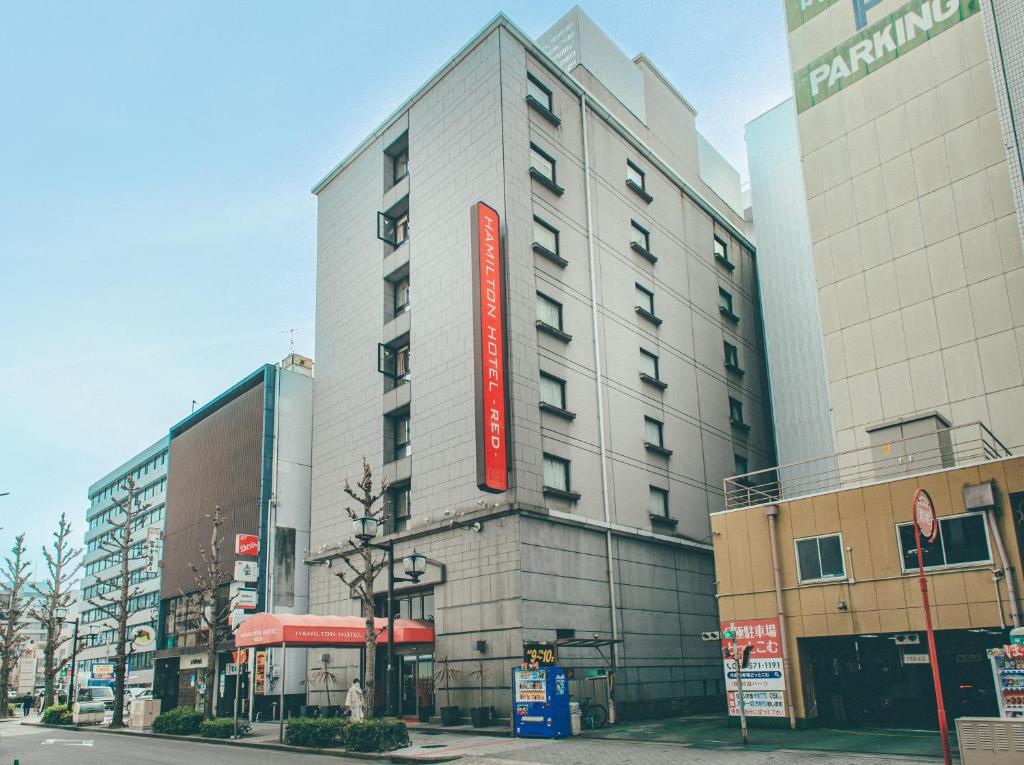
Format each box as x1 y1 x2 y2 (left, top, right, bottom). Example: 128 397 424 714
789 0 980 113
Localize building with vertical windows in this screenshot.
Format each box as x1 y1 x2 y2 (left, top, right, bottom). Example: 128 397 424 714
306 7 775 719
780 0 1024 459
153 355 313 719
78 438 169 689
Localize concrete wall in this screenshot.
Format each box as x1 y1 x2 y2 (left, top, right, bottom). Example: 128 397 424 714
746 99 838 481
786 0 1024 455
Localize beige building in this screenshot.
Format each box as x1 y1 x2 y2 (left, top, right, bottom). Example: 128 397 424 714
785 0 1024 457
715 422 1024 728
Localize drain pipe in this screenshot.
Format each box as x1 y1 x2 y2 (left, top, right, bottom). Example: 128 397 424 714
764 504 797 729
987 508 1021 628
581 91 620 723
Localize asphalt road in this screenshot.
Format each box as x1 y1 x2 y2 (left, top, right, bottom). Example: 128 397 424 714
0 722 368 765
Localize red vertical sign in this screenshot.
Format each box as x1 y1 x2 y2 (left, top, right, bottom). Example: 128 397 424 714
472 202 509 492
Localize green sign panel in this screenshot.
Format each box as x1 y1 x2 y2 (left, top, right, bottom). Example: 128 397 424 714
793 0 980 113
785 0 842 32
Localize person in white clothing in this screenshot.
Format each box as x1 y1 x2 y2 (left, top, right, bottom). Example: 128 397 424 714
345 679 365 721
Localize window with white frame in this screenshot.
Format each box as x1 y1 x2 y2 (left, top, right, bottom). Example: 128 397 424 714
533 216 560 258
640 348 660 380
795 533 845 583
536 292 563 330
649 486 669 517
539 372 567 410
897 513 991 571
543 454 571 492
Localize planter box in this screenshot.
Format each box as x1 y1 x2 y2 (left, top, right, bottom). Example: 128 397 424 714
440 706 461 726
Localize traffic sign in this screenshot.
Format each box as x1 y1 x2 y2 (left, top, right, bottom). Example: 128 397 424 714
913 489 938 542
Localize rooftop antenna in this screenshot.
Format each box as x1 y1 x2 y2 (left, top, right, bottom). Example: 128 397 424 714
279 327 302 355
191 400 198 413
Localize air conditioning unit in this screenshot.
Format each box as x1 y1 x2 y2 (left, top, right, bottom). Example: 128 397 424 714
894 633 920 645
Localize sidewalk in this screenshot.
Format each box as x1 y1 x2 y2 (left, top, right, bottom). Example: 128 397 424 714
580 714 956 759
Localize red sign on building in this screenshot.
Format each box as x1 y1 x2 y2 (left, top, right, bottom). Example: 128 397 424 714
235 533 259 557
471 202 509 493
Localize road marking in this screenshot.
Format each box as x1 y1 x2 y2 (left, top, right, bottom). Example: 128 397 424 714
42 738 94 746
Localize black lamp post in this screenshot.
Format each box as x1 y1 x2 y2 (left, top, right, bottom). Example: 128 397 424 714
55 607 79 706
352 515 427 717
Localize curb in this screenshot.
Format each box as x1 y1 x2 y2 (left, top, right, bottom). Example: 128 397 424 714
407 725 511 739
26 722 460 763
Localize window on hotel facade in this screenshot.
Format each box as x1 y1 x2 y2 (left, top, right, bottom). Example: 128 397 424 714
386 482 411 533
527 73 553 111
378 207 409 247
796 533 845 583
393 275 410 315
626 160 652 202
530 144 555 181
543 454 571 493
734 454 749 476
375 587 433 620
640 348 661 383
631 220 651 255
724 341 741 372
897 513 991 572
714 236 734 270
539 372 567 411
388 410 410 461
719 288 738 321
536 292 564 331
729 397 746 426
379 341 410 386
644 416 664 448
392 148 409 184
533 216 563 264
635 283 659 324
649 486 669 517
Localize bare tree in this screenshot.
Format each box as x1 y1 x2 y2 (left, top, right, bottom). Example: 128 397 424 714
186 505 235 720
331 459 389 719
30 513 82 708
87 475 150 728
0 534 32 718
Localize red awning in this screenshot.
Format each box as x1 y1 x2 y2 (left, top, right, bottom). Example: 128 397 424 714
234 613 434 648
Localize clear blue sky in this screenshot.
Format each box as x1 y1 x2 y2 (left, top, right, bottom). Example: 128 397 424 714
0 1 792 568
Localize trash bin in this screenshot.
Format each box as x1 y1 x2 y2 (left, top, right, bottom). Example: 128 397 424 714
569 702 582 736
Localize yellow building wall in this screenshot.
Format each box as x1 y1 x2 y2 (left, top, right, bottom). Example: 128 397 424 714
712 456 1024 719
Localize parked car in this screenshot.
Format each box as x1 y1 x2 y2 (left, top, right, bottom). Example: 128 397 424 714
123 688 152 709
77 686 115 711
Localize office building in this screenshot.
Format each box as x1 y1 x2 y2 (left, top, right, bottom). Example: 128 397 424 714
153 355 313 719
782 0 1024 459
78 439 169 689
306 7 775 719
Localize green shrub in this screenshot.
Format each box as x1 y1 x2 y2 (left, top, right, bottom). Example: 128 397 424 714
343 720 381 752
42 704 73 725
7 703 14 716
199 718 250 738
284 717 347 748
152 706 203 735
375 718 410 750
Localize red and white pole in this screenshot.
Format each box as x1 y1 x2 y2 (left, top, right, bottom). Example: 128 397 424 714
912 489 952 765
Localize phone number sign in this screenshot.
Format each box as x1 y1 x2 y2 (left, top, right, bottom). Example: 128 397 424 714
721 618 787 718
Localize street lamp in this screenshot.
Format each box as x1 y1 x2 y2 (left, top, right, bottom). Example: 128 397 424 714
351 513 427 716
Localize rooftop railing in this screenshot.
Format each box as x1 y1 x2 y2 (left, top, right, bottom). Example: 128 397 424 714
723 421 1012 512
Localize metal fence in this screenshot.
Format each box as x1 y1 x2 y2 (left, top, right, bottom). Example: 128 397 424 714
723 421 1013 512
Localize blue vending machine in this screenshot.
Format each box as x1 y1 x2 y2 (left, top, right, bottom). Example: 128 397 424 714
513 666 570 738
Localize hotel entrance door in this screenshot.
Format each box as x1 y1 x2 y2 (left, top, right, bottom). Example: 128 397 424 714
400 654 434 720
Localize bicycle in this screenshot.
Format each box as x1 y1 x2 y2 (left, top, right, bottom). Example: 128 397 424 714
578 697 608 730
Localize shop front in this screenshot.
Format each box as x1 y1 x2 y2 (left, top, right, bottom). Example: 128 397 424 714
234 612 434 739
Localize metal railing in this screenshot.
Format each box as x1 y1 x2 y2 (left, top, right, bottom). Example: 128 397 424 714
724 421 1013 512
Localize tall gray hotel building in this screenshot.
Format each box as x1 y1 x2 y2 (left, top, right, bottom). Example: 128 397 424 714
306 7 774 717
